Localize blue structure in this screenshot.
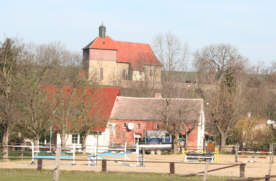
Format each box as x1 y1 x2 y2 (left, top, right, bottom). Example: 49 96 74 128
145 130 171 144
34 155 73 160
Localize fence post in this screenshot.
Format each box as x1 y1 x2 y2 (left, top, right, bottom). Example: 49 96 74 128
72 144 76 165
31 142 35 165
169 162 175 174
102 160 107 172
268 143 274 177
37 159 42 171
265 175 270 181
20 149 24 160
142 148 145 167
235 144 239 163
203 161 209 181
239 163 246 178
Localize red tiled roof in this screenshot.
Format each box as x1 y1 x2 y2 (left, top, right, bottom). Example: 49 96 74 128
41 86 120 132
88 36 117 50
116 41 162 70
84 36 162 70
88 87 121 121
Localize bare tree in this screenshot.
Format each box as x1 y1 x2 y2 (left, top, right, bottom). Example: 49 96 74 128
204 68 244 151
159 98 202 153
0 38 22 159
194 44 247 151
152 32 194 99
194 44 245 83
14 59 53 153
152 32 189 73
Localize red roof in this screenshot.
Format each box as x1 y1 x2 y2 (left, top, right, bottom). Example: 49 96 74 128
88 36 117 50
84 36 162 70
41 86 120 132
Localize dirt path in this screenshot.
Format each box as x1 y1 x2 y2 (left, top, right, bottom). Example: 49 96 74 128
0 154 274 177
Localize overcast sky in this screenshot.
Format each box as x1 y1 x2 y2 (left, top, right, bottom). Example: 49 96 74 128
1 0 275 67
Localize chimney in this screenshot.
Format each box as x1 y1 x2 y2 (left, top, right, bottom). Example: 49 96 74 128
99 24 106 38
154 93 162 98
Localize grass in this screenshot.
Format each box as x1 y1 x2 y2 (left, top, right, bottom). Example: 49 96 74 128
0 169 233 181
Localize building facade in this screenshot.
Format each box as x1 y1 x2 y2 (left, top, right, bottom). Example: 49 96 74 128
83 25 163 86
108 96 205 150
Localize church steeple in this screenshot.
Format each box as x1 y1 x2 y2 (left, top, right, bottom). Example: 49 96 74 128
99 24 106 38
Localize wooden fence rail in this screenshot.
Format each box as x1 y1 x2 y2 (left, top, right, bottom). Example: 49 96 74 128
30 158 246 178
182 163 244 177
227 175 276 181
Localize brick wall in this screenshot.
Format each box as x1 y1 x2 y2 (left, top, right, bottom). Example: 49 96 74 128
109 120 161 146
109 120 199 148
90 49 116 61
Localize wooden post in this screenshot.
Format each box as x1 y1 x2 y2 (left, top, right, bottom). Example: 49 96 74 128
102 160 107 172
53 145 61 181
265 175 270 181
203 161 209 181
20 149 24 160
239 163 246 178
142 148 145 167
31 142 35 165
37 159 42 171
268 143 274 177
235 144 239 163
72 144 76 165
169 162 175 174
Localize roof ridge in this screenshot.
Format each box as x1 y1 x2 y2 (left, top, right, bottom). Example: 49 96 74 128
117 96 203 101
115 40 150 46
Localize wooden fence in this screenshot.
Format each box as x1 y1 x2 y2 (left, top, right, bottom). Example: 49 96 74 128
227 175 276 181
34 158 246 177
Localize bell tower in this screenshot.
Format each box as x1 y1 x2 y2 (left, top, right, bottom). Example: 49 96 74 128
99 24 106 38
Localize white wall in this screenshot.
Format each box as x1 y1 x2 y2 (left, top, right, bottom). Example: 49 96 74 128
85 129 110 153
56 129 110 153
132 70 145 81
197 105 205 151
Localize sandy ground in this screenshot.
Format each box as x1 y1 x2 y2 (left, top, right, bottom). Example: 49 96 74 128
0 154 275 178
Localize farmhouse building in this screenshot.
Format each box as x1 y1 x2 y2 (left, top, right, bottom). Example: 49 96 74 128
108 96 205 150
41 86 121 152
83 25 162 86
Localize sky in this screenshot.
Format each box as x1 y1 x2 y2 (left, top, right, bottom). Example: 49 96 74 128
1 0 276 67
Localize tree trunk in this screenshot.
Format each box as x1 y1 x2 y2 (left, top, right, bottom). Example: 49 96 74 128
60 131 66 150
219 133 227 152
81 133 88 154
171 135 178 154
185 132 189 151
34 137 40 156
171 136 175 153
216 123 228 152
2 127 9 160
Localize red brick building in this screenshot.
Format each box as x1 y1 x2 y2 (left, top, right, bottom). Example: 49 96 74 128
108 96 205 150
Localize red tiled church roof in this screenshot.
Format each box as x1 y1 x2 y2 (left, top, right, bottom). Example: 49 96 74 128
87 36 117 50
84 36 162 70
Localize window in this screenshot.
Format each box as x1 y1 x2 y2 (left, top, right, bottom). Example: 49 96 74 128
149 69 153 76
123 123 127 128
122 69 127 80
156 124 160 129
72 134 78 144
100 68 104 80
136 123 141 129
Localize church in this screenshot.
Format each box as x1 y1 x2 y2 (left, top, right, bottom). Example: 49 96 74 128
83 25 163 86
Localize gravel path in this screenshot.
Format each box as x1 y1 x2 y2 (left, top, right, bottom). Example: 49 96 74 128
0 154 274 177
